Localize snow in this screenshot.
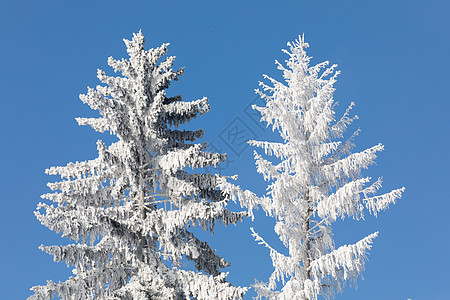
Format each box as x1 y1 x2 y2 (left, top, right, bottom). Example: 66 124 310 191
222 36 404 299
30 31 246 300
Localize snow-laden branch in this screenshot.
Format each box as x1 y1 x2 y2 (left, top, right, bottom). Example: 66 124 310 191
310 232 378 281
217 176 270 219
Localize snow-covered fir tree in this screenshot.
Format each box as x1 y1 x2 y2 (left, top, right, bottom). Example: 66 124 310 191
219 36 405 299
30 31 246 300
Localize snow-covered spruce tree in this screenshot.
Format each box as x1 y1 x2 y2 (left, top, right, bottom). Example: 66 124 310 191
30 31 246 300
219 36 404 299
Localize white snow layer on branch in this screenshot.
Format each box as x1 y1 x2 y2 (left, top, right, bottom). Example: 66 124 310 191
309 232 378 282
217 176 270 219
76 117 110 133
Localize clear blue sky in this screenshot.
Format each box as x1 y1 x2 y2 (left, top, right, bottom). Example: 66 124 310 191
1 1 449 299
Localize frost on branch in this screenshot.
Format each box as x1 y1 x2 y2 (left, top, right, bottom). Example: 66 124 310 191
30 31 246 300
225 35 404 299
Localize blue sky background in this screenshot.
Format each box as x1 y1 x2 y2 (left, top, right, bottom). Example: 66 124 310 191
1 1 449 299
